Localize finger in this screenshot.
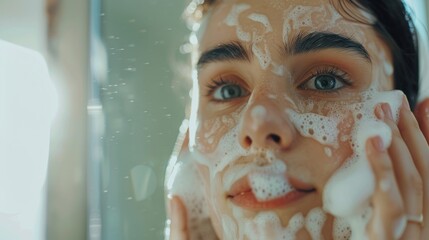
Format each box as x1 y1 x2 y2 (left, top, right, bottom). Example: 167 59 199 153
377 102 423 239
414 98 429 144
170 196 189 240
366 135 406 240
408 98 429 238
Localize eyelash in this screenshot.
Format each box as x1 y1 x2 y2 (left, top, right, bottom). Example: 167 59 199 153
205 77 243 98
299 66 353 93
204 66 353 101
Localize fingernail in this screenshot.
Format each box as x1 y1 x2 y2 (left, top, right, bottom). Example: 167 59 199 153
371 136 385 152
402 96 411 111
381 103 393 120
374 104 384 120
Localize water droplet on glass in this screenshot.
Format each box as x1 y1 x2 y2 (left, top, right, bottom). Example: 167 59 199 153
130 165 157 201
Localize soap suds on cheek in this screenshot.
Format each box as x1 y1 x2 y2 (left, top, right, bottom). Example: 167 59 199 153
196 109 242 153
286 110 340 148
322 90 403 240
282 84 403 240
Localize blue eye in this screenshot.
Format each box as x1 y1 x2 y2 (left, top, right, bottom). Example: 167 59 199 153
312 75 343 90
300 68 351 92
213 84 244 100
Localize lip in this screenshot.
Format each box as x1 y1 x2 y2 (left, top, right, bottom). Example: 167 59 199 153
227 175 315 210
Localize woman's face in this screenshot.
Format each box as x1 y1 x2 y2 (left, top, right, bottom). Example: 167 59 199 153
188 0 394 239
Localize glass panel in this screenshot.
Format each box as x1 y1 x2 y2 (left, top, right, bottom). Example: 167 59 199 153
91 0 189 239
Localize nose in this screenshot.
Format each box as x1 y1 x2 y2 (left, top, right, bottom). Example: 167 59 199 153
239 100 297 150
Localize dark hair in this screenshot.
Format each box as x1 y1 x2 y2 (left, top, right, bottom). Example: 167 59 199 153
187 0 420 109
339 0 419 109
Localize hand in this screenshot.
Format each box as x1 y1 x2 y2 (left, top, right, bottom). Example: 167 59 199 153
168 196 189 240
415 98 429 144
366 97 429 239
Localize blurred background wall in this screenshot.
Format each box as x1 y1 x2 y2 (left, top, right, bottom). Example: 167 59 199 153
0 0 427 240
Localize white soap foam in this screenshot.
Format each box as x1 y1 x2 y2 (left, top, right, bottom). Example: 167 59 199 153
244 211 306 240
223 163 257 192
225 4 252 43
251 105 267 121
271 62 286 76
305 208 327 240
384 62 393 77
322 90 403 240
225 4 250 26
324 147 332 157
166 153 218 240
221 214 238 239
248 161 293 201
237 26 252 42
286 110 340 147
192 125 249 177
248 13 273 33
287 212 306 238
252 41 271 70
226 4 276 71
332 218 352 240
379 178 392 192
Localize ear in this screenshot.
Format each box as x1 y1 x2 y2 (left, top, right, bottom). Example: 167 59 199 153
414 98 429 144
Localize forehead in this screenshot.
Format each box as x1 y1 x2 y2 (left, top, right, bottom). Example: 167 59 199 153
199 0 374 50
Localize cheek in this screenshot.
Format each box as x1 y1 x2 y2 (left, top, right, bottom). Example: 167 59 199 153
291 106 356 186
195 111 241 153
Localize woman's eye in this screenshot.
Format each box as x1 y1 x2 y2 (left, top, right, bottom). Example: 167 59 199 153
303 74 345 91
213 84 245 100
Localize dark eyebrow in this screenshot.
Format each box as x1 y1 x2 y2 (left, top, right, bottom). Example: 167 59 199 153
288 31 371 62
197 41 251 69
